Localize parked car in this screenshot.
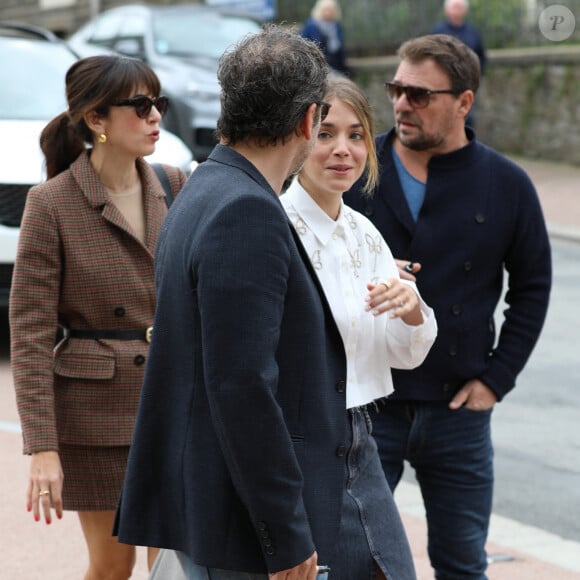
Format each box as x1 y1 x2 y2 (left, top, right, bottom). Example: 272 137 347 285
67 4 262 160
0 22 195 309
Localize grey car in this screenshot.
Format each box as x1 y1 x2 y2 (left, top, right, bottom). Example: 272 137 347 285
68 4 261 160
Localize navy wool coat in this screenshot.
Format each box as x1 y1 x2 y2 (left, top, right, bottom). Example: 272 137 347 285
115 145 347 574
344 129 551 402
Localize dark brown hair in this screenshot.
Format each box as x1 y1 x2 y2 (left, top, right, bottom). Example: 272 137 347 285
398 34 480 95
40 55 161 178
217 24 328 147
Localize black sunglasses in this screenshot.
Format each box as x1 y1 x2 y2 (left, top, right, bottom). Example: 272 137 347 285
384 82 461 109
112 95 169 118
316 101 332 122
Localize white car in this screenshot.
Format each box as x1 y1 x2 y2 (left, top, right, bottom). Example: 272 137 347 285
0 22 194 308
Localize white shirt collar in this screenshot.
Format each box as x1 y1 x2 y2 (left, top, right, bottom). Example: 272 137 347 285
284 177 347 246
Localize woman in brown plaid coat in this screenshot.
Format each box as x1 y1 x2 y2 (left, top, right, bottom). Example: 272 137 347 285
9 55 186 578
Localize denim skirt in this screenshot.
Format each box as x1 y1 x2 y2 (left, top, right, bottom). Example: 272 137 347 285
326 407 416 580
153 408 416 580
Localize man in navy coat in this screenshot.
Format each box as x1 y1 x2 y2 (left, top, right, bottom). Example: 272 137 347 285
114 26 349 579
344 34 551 579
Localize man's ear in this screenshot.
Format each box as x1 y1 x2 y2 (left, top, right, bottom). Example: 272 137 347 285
458 90 475 119
297 103 318 140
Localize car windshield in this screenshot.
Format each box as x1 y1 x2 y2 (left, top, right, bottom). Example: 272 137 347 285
0 38 76 120
153 12 260 60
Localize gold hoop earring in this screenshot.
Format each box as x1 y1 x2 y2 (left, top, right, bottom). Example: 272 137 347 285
98 133 107 144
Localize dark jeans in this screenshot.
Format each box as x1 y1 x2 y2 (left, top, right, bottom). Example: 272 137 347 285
371 401 494 580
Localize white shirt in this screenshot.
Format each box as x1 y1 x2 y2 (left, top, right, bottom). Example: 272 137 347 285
282 179 437 408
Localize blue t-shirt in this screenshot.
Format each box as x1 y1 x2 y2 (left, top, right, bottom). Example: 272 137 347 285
392 145 426 222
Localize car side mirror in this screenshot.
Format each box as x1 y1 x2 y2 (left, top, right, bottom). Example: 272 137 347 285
113 38 144 60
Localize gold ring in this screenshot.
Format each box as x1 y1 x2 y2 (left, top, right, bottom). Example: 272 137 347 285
380 280 393 291
39 490 50 496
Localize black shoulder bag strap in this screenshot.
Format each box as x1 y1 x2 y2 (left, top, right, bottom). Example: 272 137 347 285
151 163 174 208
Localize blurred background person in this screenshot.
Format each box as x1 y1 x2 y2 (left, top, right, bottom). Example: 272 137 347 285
431 0 486 127
301 0 349 76
9 55 186 579
282 75 437 579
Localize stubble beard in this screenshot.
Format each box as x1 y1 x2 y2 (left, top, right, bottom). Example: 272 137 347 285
396 115 445 152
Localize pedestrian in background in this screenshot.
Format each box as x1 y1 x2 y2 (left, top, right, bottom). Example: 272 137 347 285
282 75 438 578
431 0 486 127
9 55 186 578
113 25 367 580
344 34 551 579
301 0 349 76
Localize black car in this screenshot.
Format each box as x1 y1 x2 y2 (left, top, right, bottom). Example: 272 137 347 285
68 4 262 160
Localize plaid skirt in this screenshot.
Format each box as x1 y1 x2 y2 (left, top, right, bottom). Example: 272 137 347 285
59 444 129 511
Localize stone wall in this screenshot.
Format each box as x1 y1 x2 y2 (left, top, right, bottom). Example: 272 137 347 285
349 45 580 166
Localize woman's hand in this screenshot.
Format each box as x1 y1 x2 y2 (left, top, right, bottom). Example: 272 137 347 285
27 451 64 524
365 278 424 326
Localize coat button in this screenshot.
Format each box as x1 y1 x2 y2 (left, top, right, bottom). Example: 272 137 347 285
264 538 272 547
257 521 267 531
464 261 473 272
448 345 457 357
451 304 462 315
266 547 275 556
364 205 374 218
442 383 451 392
335 380 346 393
475 213 485 224
134 355 145 366
335 445 346 457
114 307 126 317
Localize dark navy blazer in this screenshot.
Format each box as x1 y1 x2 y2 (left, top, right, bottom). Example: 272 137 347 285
114 145 347 574
344 129 551 402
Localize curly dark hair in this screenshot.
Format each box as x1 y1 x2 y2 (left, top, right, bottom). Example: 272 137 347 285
217 24 329 147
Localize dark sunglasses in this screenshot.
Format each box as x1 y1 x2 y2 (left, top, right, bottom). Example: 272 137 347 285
384 82 461 109
317 101 332 122
111 95 169 118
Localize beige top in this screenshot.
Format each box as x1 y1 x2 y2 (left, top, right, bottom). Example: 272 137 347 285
107 183 146 244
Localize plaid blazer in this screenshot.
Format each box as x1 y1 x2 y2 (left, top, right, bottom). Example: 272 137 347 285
10 151 186 454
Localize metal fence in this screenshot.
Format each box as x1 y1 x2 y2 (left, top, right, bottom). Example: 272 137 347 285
276 0 580 55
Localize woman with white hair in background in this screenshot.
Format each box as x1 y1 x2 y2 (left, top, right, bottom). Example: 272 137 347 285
301 0 349 75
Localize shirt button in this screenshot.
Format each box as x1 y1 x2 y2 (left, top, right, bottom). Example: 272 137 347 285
257 521 267 531
336 445 347 457
266 547 275 556
134 355 145 366
114 307 125 317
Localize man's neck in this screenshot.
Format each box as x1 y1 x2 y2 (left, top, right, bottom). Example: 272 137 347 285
393 130 470 181
227 141 298 196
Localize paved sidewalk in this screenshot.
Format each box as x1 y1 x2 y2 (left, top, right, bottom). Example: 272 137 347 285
511 156 580 242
